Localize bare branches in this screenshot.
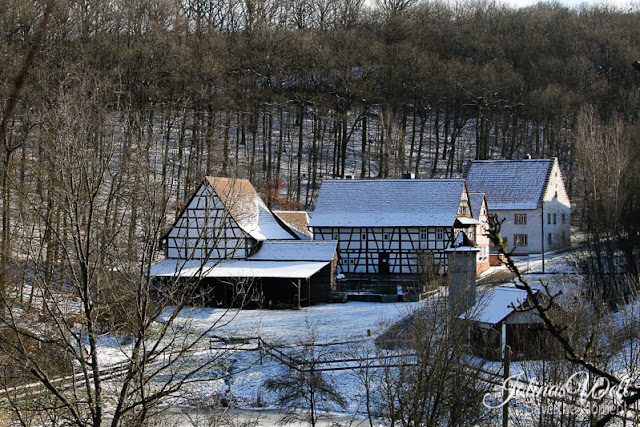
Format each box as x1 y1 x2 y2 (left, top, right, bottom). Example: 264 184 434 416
488 214 640 426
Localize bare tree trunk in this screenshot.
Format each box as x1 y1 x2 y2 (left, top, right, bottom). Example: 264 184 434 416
431 107 440 178
297 103 304 202
408 104 417 175
414 114 426 178
222 110 231 176
361 111 368 179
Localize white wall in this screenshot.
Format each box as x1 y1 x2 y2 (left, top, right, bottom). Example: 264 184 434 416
492 160 571 255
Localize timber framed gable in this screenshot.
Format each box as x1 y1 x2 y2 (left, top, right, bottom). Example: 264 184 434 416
164 184 255 260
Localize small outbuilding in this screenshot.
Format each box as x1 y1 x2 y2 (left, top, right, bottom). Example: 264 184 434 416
461 286 557 360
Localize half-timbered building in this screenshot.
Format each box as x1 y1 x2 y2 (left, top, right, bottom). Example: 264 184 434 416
152 177 338 307
309 179 477 293
163 177 298 260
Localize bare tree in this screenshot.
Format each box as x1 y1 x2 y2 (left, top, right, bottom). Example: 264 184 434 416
0 74 248 426
264 325 346 426
488 215 640 427
374 294 497 426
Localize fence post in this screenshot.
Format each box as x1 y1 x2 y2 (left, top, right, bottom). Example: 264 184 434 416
503 345 511 427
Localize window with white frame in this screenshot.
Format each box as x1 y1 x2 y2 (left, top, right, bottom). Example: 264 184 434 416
436 228 444 241
515 214 527 224
420 228 427 240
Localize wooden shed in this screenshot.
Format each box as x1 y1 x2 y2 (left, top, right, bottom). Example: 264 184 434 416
461 286 558 360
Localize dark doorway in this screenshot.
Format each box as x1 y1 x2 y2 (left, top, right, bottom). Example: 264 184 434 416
379 252 390 274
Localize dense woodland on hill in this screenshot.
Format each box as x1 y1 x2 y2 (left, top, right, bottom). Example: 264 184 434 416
3 0 640 198
1 0 639 249
1 0 640 285
2 2 640 424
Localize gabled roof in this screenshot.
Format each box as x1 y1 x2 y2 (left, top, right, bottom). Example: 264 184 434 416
273 211 313 239
206 177 297 241
309 179 467 228
462 286 541 325
249 241 337 262
465 159 555 210
468 192 486 222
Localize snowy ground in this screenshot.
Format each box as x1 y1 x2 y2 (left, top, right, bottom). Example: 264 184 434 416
178 300 419 345
162 301 421 420
98 248 638 426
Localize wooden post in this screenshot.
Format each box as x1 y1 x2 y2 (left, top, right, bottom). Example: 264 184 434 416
541 202 545 274
503 344 512 427
501 322 507 359
297 278 301 309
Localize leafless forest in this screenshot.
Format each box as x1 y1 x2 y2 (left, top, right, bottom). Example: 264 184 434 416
1 0 640 425
2 0 639 288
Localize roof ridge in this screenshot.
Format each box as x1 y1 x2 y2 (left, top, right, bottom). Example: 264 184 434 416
325 178 465 181
471 159 553 163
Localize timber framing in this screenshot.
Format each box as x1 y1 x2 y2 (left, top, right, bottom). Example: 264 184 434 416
310 179 477 292
153 177 339 308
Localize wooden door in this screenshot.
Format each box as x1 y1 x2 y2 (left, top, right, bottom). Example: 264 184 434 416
379 252 390 274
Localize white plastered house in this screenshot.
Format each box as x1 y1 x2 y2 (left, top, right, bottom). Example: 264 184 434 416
465 158 571 255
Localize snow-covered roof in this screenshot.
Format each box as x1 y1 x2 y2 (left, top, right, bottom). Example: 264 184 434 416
273 211 313 239
150 258 330 280
454 217 478 226
206 177 296 241
309 179 466 227
446 231 479 252
468 192 486 221
465 159 554 210
250 241 337 262
462 286 539 324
